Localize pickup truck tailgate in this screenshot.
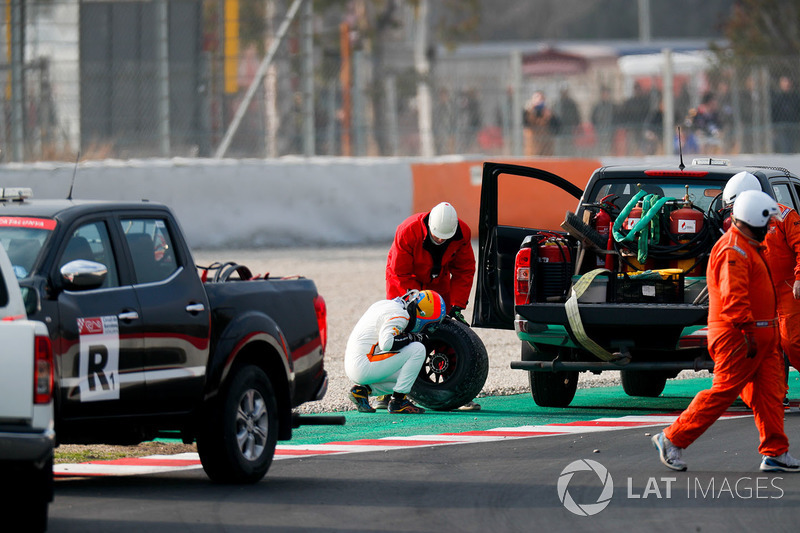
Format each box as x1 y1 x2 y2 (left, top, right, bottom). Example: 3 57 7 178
517 302 708 327
0 323 35 421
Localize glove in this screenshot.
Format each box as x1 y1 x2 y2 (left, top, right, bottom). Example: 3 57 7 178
744 331 757 358
448 306 469 325
390 331 427 351
408 331 428 344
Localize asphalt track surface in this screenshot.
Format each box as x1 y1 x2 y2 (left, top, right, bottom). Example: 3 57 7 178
49 377 800 532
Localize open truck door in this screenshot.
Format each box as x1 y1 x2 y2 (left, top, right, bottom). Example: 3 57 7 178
472 162 584 330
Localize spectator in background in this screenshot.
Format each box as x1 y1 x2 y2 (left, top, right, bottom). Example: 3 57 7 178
675 116 700 155
496 86 515 152
675 84 692 130
715 80 735 152
620 81 653 155
771 76 800 154
692 91 723 154
523 91 556 156
555 86 581 154
434 87 456 155
739 75 757 154
457 87 482 153
591 86 617 156
641 92 664 155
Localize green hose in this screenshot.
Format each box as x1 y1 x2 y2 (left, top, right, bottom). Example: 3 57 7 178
612 191 676 265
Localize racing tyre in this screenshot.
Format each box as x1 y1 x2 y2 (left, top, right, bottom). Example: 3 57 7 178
197 365 278 484
621 370 668 398
409 318 489 411
523 342 578 408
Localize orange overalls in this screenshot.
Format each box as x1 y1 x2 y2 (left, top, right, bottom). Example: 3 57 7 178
664 225 789 456
764 204 800 375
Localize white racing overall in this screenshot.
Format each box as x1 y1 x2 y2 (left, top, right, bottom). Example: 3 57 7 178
345 298 427 395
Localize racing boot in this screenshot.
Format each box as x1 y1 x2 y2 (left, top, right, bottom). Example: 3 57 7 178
388 393 425 414
375 395 391 410
348 385 375 413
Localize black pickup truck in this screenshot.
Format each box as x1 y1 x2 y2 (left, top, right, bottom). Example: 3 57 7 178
0 191 339 483
473 160 800 407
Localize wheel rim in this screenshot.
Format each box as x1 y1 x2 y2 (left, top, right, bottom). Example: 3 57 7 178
235 389 268 461
420 341 457 385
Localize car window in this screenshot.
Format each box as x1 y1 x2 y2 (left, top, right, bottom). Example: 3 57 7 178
589 179 725 213
773 183 796 210
0 217 56 279
60 221 119 288
120 218 178 284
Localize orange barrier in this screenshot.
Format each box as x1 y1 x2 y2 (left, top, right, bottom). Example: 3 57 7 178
410 159 602 233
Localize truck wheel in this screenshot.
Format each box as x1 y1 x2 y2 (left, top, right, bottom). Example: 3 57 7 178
409 318 489 411
197 365 278 484
621 370 668 397
523 342 578 407
7 455 52 532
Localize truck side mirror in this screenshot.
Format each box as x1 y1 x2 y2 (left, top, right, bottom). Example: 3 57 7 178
20 286 40 316
60 260 107 291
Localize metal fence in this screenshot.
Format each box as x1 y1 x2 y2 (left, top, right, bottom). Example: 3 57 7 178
4 0 800 162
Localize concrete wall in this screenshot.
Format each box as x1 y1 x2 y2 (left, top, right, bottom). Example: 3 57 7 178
0 158 413 248
2 154 800 249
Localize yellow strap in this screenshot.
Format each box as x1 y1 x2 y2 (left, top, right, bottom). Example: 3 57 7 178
565 268 619 362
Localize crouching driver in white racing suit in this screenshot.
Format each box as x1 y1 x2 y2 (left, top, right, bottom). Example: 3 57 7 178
345 289 445 414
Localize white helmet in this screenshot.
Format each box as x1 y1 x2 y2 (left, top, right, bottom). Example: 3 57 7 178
732 189 780 228
429 202 459 240
723 171 761 207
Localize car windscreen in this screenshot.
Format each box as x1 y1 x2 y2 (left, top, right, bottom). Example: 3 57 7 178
0 217 57 279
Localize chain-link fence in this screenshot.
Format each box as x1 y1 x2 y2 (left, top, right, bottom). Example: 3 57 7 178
4 0 800 162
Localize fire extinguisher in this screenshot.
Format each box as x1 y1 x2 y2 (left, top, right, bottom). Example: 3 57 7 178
670 201 705 243
592 194 617 270
537 234 571 302
624 201 643 231
621 200 652 272
669 186 707 274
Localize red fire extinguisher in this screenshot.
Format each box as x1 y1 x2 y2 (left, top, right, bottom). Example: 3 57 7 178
538 237 571 264
670 186 705 242
669 185 706 274
537 235 571 301
592 194 617 270
624 201 643 231
670 203 705 241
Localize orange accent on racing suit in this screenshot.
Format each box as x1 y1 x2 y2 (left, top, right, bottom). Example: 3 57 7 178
664 224 789 456
385 211 476 311
764 203 800 374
